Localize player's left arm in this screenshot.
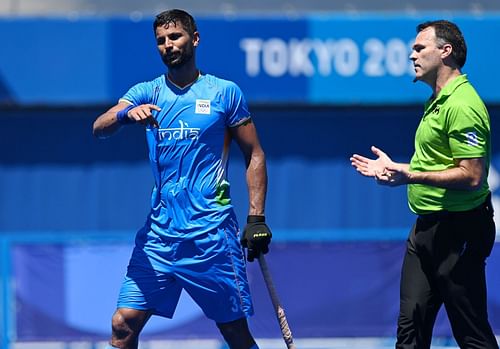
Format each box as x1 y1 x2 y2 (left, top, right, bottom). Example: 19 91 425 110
230 119 268 215
231 118 272 261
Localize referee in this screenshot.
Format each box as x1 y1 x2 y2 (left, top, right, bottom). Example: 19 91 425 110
351 20 498 349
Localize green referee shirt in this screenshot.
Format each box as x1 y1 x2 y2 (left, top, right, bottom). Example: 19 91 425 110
408 74 491 214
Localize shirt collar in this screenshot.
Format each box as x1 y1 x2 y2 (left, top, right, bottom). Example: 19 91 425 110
424 74 468 113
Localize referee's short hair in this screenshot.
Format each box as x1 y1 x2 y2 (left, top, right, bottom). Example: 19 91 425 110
417 20 467 68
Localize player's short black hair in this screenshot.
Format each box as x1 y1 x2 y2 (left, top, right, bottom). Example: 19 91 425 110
153 9 197 37
417 20 467 68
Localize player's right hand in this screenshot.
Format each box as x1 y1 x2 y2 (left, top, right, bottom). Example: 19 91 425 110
127 104 161 128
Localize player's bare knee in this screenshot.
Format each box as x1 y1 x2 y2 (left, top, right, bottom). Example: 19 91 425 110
217 318 241 336
111 311 135 341
217 317 255 348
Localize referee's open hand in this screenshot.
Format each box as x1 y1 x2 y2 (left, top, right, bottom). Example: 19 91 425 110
241 215 272 262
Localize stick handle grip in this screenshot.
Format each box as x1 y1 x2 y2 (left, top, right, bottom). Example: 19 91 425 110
258 254 296 349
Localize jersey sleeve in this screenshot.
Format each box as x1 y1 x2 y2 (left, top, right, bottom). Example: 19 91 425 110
119 81 155 106
446 103 489 159
222 81 251 127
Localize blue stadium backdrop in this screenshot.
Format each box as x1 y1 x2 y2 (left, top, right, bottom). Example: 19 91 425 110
0 13 499 345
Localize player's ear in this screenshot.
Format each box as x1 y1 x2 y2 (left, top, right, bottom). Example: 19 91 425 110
193 31 200 47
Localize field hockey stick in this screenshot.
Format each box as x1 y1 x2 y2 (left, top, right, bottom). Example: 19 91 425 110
258 254 296 349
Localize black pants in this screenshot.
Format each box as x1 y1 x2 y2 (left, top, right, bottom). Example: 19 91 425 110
396 194 498 349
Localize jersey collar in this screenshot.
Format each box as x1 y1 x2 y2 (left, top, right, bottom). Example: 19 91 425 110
165 71 202 91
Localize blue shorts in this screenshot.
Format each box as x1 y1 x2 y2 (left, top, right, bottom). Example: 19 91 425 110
117 221 254 323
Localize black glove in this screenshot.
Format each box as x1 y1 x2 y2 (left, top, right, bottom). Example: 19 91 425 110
241 215 272 262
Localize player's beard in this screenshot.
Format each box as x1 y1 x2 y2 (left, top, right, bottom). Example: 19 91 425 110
162 46 194 69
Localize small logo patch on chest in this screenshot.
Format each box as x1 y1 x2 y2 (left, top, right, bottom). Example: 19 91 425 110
195 99 211 114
